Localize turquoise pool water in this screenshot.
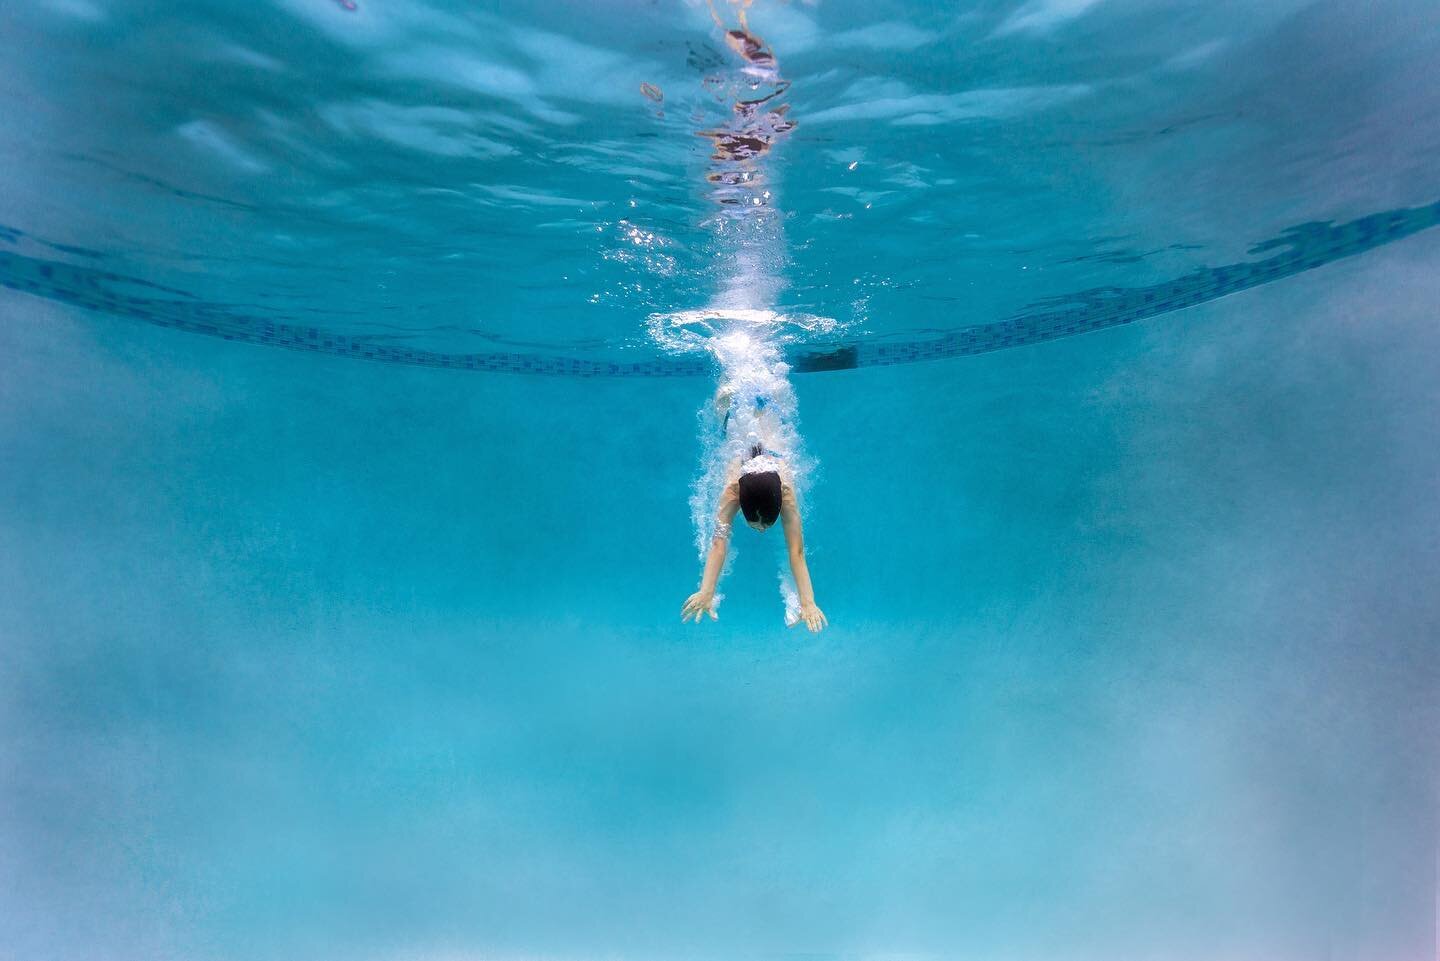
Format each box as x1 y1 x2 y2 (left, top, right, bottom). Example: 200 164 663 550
2 2 1438 960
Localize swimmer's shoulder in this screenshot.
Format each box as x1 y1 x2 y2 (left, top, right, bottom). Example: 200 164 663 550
716 481 741 522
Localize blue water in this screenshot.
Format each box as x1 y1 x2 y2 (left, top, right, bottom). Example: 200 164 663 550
2 2 1438 960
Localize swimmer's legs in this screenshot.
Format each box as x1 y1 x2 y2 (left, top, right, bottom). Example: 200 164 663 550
713 384 735 420
714 384 770 417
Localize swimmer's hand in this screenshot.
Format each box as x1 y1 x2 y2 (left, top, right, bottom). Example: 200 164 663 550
681 590 718 623
790 601 828 633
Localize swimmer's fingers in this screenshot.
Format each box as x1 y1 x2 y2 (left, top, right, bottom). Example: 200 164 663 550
681 592 716 623
795 604 827 632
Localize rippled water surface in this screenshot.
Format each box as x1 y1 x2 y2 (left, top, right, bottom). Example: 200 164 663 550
6 0 1439 362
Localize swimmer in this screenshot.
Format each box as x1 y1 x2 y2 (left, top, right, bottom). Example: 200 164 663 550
681 386 828 631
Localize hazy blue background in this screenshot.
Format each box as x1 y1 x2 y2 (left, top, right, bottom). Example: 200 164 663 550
3 1 1439 960
6 234 1436 960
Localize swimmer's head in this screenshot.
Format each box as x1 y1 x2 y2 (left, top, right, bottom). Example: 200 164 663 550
738 470 782 532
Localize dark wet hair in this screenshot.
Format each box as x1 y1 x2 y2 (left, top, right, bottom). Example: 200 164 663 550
738 470 782 528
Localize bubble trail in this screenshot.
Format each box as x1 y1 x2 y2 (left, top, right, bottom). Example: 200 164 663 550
671 5 819 621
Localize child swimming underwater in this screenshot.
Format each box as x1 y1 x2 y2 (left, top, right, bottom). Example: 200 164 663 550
681 384 828 631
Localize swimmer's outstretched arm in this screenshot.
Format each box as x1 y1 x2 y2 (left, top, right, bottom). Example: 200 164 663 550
781 493 827 632
681 485 740 623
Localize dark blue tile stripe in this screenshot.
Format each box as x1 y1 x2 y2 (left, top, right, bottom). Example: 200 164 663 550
3 201 1436 377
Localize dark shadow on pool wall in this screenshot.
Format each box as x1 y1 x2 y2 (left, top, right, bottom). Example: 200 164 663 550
3 200 1438 377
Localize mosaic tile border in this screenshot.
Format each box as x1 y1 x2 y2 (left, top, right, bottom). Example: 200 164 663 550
3 201 1436 377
